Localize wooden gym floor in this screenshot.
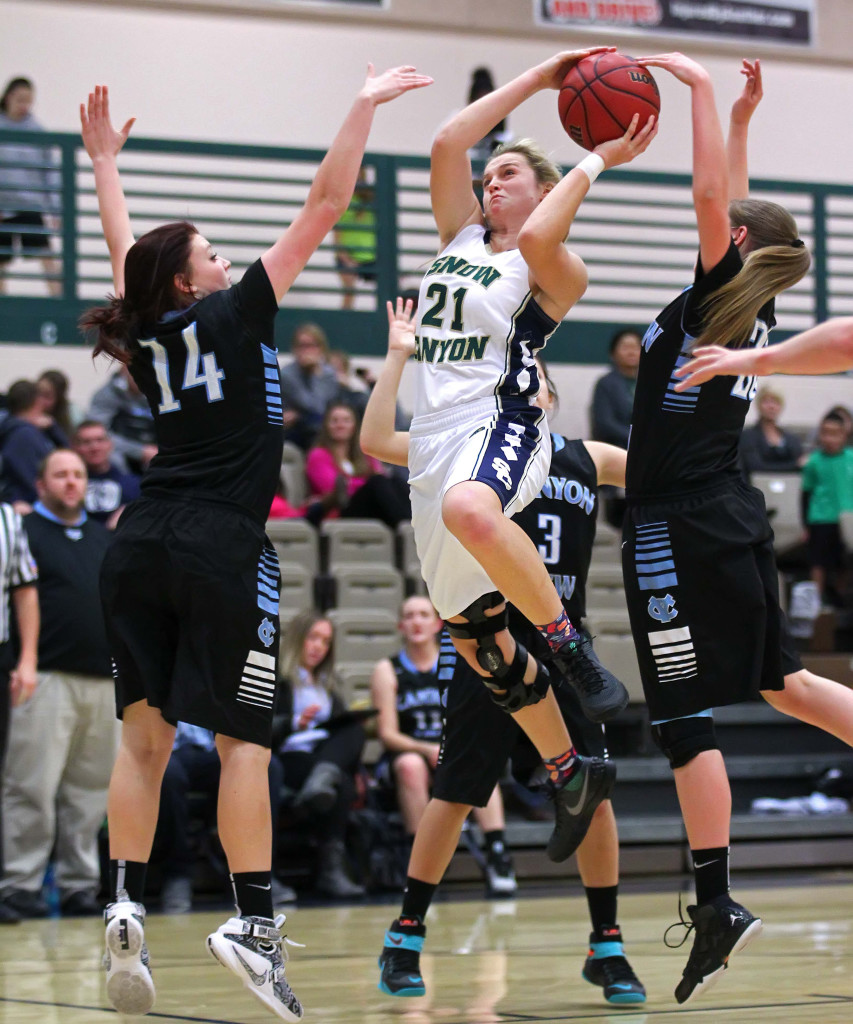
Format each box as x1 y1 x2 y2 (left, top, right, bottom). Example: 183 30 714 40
0 879 851 1023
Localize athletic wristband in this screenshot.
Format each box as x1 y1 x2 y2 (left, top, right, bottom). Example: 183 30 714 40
576 153 606 185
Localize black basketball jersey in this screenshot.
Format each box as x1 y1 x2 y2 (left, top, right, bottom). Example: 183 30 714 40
510 435 599 627
626 241 775 501
391 650 443 742
128 260 283 522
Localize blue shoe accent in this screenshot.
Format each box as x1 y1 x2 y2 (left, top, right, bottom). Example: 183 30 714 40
589 940 624 959
378 920 427 998
582 931 646 1005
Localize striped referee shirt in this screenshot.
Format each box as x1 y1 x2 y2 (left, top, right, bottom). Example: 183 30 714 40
0 503 38 644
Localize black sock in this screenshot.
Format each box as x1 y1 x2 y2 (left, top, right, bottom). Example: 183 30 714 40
483 829 505 854
543 747 578 786
691 846 730 905
110 859 147 904
585 885 619 938
231 871 274 920
400 876 436 924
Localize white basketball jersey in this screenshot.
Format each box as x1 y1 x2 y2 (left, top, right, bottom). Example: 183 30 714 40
412 224 559 420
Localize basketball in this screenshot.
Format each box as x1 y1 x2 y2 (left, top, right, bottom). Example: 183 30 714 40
558 52 660 151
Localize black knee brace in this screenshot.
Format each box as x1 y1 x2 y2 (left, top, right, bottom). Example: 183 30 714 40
652 715 718 770
446 592 551 713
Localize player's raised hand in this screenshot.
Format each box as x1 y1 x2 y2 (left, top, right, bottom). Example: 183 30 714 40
534 48 617 90
673 345 754 390
360 64 433 106
595 112 658 169
386 297 416 358
636 53 710 88
731 59 763 125
80 85 135 162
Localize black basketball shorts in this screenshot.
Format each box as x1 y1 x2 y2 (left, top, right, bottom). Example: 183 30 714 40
100 497 282 747
432 646 607 808
623 479 801 723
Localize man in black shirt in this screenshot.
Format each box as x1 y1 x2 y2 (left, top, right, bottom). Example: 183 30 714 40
0 449 116 919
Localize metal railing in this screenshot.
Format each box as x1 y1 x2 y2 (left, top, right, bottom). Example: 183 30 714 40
0 127 842 360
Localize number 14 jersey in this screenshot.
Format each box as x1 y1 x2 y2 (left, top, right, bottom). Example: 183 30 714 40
412 224 558 420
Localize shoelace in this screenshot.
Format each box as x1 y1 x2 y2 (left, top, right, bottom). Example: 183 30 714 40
560 636 606 696
663 894 694 950
596 954 641 987
385 946 421 975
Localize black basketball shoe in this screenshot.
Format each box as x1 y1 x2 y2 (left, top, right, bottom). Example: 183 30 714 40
547 755 616 862
582 927 646 1004
548 630 629 723
378 917 426 997
666 894 763 1004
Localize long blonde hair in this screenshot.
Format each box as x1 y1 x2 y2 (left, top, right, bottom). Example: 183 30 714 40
488 138 562 188
279 609 337 692
693 199 811 350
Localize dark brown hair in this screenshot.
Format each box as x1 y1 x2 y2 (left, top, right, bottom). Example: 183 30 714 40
1 77 33 112
315 401 372 479
79 221 198 363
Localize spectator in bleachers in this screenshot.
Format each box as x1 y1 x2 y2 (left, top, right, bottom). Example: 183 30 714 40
87 365 156 476
329 348 370 418
0 379 68 511
153 722 294 914
334 168 377 311
73 420 140 528
306 401 410 527
590 328 641 527
739 387 804 476
0 450 115 919
466 68 513 167
803 409 853 606
371 596 517 896
273 610 365 898
0 77 61 297
827 404 853 446
279 323 339 451
36 370 80 440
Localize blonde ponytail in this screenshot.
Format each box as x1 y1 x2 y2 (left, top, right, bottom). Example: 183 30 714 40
693 199 811 350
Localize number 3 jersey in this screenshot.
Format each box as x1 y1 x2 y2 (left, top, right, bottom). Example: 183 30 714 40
412 223 559 420
391 650 443 742
626 241 776 501
509 436 599 628
128 259 283 522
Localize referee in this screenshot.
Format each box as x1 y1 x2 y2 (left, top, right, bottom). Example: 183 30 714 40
0 502 39 924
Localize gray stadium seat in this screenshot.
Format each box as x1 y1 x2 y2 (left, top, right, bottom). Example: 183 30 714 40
333 563 404 615
335 662 377 707
327 608 400 665
265 518 319 576
321 518 393 571
396 520 428 595
586 584 629 613
750 472 803 552
589 635 645 704
278 562 314 619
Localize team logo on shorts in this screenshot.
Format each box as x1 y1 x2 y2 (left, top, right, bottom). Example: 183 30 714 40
257 617 277 648
647 593 678 624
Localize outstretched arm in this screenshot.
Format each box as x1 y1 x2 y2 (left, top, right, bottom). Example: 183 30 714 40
80 85 136 295
728 59 762 201
583 441 627 488
638 53 729 275
430 48 614 247
675 318 853 389
261 65 431 302
519 113 657 321
360 298 414 467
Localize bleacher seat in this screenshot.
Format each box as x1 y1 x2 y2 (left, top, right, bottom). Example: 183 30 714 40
590 634 645 703
586 608 633 635
586 584 629 612
396 520 428 595
327 608 400 665
586 563 625 589
333 564 404 615
266 518 319 576
280 441 307 508
321 519 394 571
336 662 377 707
750 472 803 552
278 561 314 619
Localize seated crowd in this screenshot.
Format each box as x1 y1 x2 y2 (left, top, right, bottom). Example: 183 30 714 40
0 332 851 922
